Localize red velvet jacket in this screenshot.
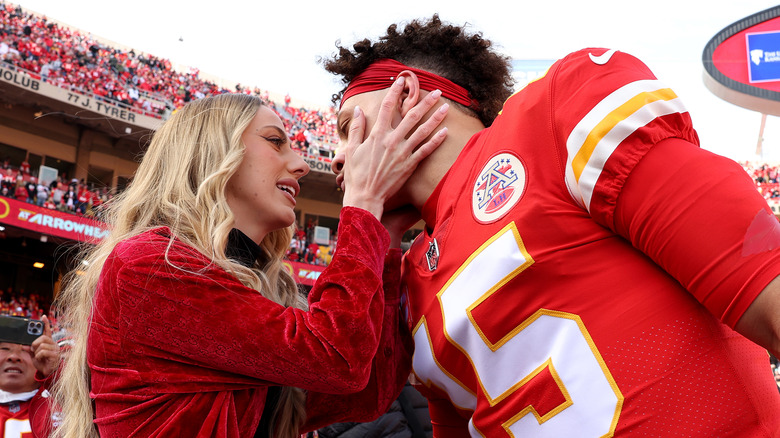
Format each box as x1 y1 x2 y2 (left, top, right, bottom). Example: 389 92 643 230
87 207 412 437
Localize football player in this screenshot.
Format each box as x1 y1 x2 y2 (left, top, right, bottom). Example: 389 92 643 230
326 14 780 437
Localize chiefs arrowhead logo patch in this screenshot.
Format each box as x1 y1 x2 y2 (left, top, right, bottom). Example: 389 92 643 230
472 152 526 223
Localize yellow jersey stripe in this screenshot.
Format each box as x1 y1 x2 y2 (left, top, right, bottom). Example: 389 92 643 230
571 87 678 183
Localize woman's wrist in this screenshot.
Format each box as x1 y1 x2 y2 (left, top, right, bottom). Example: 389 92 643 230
342 195 384 221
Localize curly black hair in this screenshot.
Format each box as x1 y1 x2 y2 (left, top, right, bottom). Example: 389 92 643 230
322 14 514 127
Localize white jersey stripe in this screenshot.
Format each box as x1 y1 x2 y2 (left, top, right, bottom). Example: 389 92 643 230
578 97 688 209
412 320 478 412
564 80 687 210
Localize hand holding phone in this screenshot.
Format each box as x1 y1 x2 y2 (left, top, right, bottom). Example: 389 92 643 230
29 315 60 378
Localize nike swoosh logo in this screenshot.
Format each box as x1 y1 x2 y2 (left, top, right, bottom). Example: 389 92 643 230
589 49 617 65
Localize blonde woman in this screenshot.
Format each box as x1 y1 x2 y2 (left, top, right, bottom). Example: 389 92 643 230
50 78 448 438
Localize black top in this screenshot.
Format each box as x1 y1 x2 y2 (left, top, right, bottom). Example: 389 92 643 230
225 228 264 268
225 228 282 438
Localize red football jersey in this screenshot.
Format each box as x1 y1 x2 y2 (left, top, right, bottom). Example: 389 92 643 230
0 406 31 438
403 48 780 437
0 395 39 438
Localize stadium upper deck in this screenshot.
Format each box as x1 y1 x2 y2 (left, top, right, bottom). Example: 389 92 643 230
0 0 778 299
0 0 351 295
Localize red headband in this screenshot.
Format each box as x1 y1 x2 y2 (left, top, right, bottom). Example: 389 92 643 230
340 59 477 110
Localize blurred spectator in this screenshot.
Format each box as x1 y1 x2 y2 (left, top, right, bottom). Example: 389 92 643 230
304 241 320 264
62 184 76 212
51 182 63 210
24 179 35 204
305 218 317 244
34 181 48 207
13 180 26 202
76 183 89 215
288 233 302 262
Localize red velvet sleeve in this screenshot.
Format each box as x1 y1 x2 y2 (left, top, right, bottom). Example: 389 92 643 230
614 137 780 327
99 206 391 394
302 248 414 430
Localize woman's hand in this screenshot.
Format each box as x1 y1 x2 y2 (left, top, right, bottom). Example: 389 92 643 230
341 77 448 219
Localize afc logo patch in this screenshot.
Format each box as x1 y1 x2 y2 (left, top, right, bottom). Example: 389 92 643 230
472 152 526 223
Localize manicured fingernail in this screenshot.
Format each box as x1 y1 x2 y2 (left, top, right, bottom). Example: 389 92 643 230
439 103 449 113
394 77 404 86
353 105 361 117
438 127 448 136
431 89 442 98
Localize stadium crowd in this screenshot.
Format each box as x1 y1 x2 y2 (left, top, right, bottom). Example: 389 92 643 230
742 161 780 200
0 0 779 272
4 156 780 210
0 159 110 218
0 288 45 319
0 1 339 149
1 155 338 266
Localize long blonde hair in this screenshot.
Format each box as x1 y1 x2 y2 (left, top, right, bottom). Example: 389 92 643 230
51 94 307 438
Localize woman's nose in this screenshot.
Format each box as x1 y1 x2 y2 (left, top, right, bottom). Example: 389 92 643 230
292 153 310 177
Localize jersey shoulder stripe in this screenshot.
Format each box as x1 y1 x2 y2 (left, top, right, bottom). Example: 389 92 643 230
564 78 687 210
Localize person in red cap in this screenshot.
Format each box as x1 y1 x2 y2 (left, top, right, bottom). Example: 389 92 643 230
325 14 780 437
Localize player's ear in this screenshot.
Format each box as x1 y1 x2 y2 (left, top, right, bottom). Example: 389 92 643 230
397 70 421 117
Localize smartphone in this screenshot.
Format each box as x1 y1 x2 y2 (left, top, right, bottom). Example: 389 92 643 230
0 316 43 345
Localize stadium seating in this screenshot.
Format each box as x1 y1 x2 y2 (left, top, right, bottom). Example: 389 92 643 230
3 0 779 273
0 2 339 149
